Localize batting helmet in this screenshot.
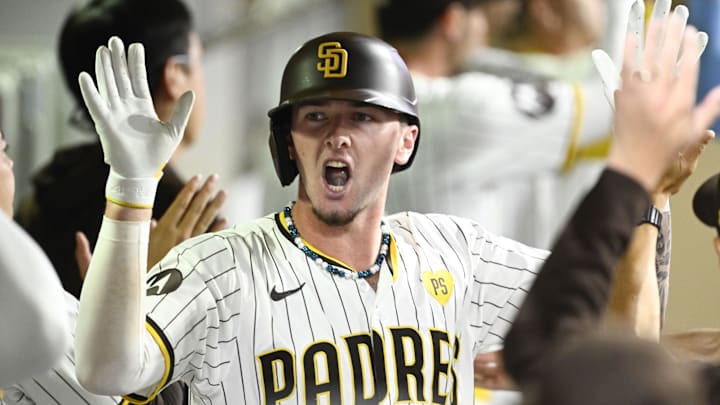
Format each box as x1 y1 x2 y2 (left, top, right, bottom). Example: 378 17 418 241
267 31 421 186
693 173 720 235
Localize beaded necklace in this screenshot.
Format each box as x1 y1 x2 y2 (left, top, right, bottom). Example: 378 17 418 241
283 205 390 280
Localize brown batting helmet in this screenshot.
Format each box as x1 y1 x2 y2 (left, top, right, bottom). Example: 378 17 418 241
267 31 421 186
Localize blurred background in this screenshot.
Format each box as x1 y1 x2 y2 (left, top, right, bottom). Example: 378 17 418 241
0 0 718 334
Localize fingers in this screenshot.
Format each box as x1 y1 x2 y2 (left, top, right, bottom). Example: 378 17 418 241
178 174 221 233
169 90 195 137
96 46 120 108
162 175 203 225
658 5 688 74
641 0 671 71
158 174 227 238
620 31 641 87
208 216 230 233
682 129 714 162
693 86 720 138
75 231 92 281
697 32 709 60
192 190 227 236
86 37 147 115
108 37 132 99
626 0 646 69
128 42 151 99
674 26 702 105
677 30 709 69
93 38 152 103
78 72 108 127
592 49 619 110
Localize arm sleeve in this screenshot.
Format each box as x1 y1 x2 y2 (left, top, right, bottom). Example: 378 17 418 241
75 216 243 401
0 212 69 388
502 169 650 386
74 217 157 396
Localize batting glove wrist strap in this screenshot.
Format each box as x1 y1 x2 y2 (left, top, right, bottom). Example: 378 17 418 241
106 170 159 209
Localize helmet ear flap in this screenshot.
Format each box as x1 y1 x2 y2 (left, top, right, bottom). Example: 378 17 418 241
269 113 298 186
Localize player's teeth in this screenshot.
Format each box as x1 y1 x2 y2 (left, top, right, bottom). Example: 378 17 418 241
327 161 347 168
329 185 344 192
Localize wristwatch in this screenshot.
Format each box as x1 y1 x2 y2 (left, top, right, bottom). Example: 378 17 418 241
638 205 662 230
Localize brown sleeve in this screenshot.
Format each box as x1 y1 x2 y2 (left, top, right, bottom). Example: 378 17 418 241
503 169 650 385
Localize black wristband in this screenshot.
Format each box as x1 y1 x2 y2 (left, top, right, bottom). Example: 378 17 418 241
638 205 662 230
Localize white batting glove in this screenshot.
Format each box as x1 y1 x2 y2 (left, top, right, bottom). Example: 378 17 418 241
592 0 708 111
78 36 194 208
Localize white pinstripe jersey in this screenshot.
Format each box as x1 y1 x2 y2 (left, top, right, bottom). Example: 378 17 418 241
386 70 611 249
130 210 546 405
0 293 122 405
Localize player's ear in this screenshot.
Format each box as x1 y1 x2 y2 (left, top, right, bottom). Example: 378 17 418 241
394 123 418 166
714 236 720 261
161 57 191 101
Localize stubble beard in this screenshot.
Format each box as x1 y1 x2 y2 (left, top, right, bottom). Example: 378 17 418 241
311 205 358 227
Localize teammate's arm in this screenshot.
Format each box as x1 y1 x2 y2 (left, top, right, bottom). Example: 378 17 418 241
75 37 193 395
503 11 720 384
0 212 70 388
606 132 712 339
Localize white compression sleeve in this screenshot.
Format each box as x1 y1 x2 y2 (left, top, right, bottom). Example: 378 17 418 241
75 217 163 395
0 212 70 388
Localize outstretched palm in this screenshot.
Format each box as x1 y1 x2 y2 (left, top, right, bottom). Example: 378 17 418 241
78 36 194 207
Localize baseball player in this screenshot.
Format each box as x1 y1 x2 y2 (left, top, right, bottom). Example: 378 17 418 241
0 131 69 389
73 33 543 405
377 0 705 253
73 14 714 405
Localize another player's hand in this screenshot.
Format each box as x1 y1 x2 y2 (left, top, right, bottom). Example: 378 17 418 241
473 351 515 390
655 130 714 200
78 36 194 208
75 176 227 278
148 175 228 268
606 7 720 192
592 0 708 111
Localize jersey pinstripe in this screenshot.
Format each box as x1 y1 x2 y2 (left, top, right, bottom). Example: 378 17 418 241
0 293 122 405
127 210 546 405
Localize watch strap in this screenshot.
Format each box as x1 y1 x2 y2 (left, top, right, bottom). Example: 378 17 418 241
638 205 662 230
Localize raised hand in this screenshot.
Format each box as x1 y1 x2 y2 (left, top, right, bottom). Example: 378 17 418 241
78 36 194 208
607 8 720 192
592 0 708 111
655 130 715 199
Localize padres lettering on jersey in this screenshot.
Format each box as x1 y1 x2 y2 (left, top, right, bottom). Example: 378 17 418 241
125 211 545 405
257 328 460 404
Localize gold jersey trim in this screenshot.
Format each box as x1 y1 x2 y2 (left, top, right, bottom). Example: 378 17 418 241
122 318 174 404
560 81 585 172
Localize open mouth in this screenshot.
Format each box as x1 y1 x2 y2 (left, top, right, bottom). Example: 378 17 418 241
324 161 350 192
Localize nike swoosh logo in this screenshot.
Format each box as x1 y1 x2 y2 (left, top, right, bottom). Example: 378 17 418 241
270 283 306 301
